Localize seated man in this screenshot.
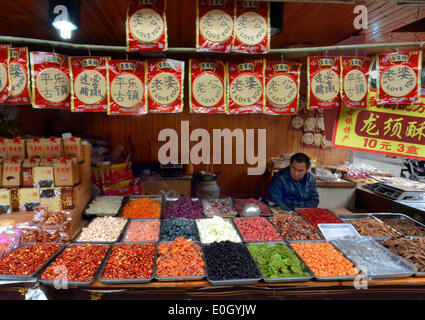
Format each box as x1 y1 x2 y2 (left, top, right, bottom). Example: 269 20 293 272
268 153 319 211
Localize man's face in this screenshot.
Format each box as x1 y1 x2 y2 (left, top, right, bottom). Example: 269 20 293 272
289 161 308 181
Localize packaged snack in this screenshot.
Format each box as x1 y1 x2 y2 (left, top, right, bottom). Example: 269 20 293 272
232 1 270 54
227 59 265 114
307 56 341 109
33 167 54 188
377 51 422 105
6 137 25 160
196 0 234 53
23 157 41 188
0 138 8 161
126 0 167 52
6 47 30 105
2 159 22 188
26 137 45 159
340 56 372 109
189 59 226 113
18 188 40 212
43 137 63 158
30 52 71 110
0 45 10 104
63 136 83 162
0 189 11 214
265 61 301 115
69 56 109 112
108 60 147 115
147 59 184 113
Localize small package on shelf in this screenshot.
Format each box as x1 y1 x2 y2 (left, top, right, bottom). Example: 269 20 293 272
22 157 41 187
0 189 11 214
60 187 74 210
33 166 54 188
2 159 22 188
6 138 25 160
39 188 61 211
26 137 45 159
18 188 40 212
63 136 83 162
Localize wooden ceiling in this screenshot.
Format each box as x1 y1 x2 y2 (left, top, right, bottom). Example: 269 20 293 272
0 1 423 53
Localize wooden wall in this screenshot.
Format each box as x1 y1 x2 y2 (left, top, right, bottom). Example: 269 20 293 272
16 106 349 198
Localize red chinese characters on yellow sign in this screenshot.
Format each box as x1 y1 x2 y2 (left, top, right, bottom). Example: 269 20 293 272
333 103 425 159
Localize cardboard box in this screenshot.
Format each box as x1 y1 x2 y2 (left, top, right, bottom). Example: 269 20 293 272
33 167 54 188
22 158 41 188
43 137 63 158
18 188 40 211
63 137 83 162
0 189 11 214
2 160 22 188
53 158 78 187
26 138 45 159
0 138 9 161
39 188 61 212
6 138 25 160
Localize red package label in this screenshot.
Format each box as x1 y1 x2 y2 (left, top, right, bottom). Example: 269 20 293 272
232 1 270 54
108 60 148 115
264 61 301 115
126 0 168 52
189 59 226 113
69 56 109 112
0 45 10 104
340 56 372 109
30 52 71 110
147 59 184 113
307 56 341 110
6 47 31 105
227 59 265 114
196 0 234 53
377 51 422 105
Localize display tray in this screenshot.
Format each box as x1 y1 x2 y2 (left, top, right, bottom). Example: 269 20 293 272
330 238 417 281
0 243 65 281
159 218 200 242
296 208 344 227
73 217 129 244
287 240 359 282
202 198 238 218
371 213 425 238
318 223 361 241
122 218 161 242
202 243 262 286
197 217 243 244
119 195 164 219
38 243 110 286
84 195 125 217
162 198 205 220
232 198 272 217
245 241 314 283
155 241 206 282
232 217 283 243
98 242 157 284
338 214 398 241
267 216 325 241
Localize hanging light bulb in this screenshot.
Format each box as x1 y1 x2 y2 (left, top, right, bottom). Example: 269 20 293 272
49 1 80 40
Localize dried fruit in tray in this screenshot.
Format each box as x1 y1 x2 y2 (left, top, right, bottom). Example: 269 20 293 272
102 243 155 280
290 242 359 278
196 216 241 244
381 237 425 272
234 217 282 242
77 217 127 242
348 219 399 238
121 197 161 219
234 198 271 215
270 216 322 240
41 244 108 282
124 219 160 242
164 197 204 220
160 218 199 241
0 243 61 276
203 241 261 281
156 237 205 278
202 198 237 216
297 208 342 229
380 218 425 237
85 196 124 215
248 243 311 278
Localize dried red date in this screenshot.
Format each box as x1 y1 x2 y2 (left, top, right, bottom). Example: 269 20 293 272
41 244 108 282
0 243 61 276
102 243 155 280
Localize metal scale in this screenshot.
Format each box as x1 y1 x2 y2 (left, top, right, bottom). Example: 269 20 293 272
366 176 425 201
